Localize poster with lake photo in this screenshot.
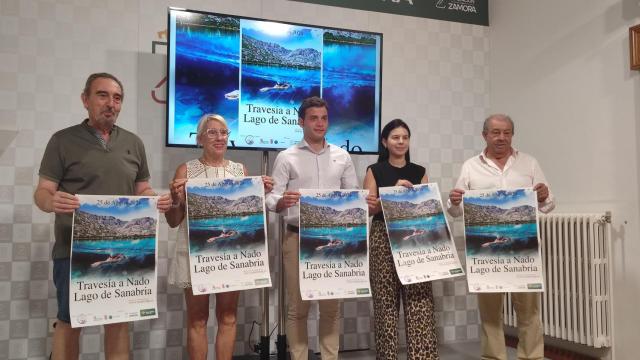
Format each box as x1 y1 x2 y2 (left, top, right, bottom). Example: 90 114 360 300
69 195 159 328
463 188 544 293
186 177 271 294
379 183 463 284
299 189 370 300
239 19 322 147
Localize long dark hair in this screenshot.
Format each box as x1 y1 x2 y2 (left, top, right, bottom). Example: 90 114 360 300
378 119 411 163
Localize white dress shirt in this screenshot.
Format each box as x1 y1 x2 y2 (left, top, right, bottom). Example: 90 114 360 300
265 139 359 225
447 148 555 217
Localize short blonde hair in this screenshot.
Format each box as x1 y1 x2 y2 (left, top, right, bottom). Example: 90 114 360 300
196 114 228 145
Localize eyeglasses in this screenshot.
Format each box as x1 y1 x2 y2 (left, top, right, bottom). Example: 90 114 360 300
205 129 230 138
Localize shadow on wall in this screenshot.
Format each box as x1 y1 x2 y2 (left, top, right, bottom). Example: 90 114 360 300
527 1 630 84
0 130 17 157
621 0 640 22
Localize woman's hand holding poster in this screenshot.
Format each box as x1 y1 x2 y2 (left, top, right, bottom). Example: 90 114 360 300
379 183 463 284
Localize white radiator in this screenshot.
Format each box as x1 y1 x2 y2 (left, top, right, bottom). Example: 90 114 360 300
503 213 613 348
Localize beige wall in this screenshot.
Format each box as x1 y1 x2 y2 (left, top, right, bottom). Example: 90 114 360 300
488 1 640 358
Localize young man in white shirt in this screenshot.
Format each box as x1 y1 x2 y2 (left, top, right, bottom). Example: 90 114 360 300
266 97 358 360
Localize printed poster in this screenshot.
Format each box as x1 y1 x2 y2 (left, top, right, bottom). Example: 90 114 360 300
186 177 271 294
299 189 371 300
379 183 464 284
463 188 544 293
70 195 159 328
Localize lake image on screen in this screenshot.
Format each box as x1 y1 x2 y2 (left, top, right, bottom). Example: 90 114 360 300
240 64 319 109
322 33 378 150
387 213 451 251
173 16 240 144
239 22 322 126
300 225 367 261
188 213 266 253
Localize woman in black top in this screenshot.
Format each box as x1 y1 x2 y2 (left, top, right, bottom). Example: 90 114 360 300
364 119 439 359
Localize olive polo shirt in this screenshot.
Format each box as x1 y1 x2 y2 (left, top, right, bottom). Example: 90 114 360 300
38 119 150 259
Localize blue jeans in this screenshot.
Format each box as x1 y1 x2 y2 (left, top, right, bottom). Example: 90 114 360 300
53 258 71 323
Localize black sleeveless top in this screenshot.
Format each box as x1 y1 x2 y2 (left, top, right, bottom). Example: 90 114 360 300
368 161 426 221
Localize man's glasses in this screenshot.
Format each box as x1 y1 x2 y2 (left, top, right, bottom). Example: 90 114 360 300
205 129 230 138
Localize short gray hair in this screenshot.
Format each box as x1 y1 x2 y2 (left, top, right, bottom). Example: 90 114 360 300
483 114 514 134
196 114 228 145
83 72 124 99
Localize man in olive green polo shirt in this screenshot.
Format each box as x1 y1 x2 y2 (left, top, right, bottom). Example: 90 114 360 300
33 72 171 360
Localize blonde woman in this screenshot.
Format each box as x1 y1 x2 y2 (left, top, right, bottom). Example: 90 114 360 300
165 114 273 360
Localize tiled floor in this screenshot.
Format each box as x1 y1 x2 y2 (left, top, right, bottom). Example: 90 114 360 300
339 342 552 359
